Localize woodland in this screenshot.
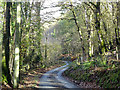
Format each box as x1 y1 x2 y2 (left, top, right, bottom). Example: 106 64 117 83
0 0 120 89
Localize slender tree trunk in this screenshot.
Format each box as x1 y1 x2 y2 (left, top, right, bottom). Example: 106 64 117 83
3 2 12 87
117 1 120 43
45 37 47 60
89 12 94 58
36 2 42 55
112 2 120 60
0 2 3 86
13 3 21 88
102 20 109 51
116 1 120 60
84 6 93 60
19 3 23 68
115 28 119 60
95 1 106 55
9 2 15 76
0 33 1 87
28 2 32 54
95 2 101 54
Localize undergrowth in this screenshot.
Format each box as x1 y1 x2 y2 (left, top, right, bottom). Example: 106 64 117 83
64 57 120 88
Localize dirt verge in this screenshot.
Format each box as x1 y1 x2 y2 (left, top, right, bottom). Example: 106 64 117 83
2 61 65 89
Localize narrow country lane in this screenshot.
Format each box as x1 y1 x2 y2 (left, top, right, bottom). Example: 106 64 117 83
39 61 80 89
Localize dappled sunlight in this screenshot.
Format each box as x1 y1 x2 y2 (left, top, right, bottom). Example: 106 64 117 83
1 0 120 89
39 62 78 88
39 81 63 86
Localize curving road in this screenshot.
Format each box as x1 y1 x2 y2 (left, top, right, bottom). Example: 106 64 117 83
39 61 80 89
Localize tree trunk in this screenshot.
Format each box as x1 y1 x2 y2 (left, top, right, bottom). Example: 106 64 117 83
3 2 12 87
70 2 86 61
45 37 47 60
19 3 23 68
112 2 120 60
84 6 93 60
102 20 109 51
95 2 101 54
36 2 42 56
13 3 21 88
95 1 106 55
0 2 3 86
116 1 120 60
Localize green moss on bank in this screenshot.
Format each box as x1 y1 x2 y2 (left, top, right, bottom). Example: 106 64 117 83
64 60 120 88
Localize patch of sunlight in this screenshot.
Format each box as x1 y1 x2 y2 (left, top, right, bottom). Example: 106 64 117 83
76 61 80 65
13 79 17 87
28 73 36 76
17 4 21 23
33 71 37 74
15 47 19 54
40 81 63 87
39 73 44 75
44 73 54 76
112 64 115 68
39 86 58 88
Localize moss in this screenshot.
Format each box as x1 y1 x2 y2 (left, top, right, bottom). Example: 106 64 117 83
64 60 120 88
2 74 8 83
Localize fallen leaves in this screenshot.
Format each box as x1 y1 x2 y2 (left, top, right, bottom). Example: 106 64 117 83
19 63 64 89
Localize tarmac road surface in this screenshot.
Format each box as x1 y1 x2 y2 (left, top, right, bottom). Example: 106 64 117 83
39 61 80 89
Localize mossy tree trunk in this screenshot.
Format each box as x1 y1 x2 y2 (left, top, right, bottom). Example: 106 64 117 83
3 2 12 87
84 6 93 60
116 1 120 60
13 3 21 88
0 2 3 86
112 2 120 60
88 1 106 55
69 2 86 62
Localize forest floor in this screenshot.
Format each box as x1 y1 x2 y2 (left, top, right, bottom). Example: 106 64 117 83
2 61 65 89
